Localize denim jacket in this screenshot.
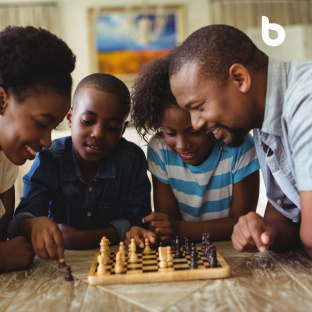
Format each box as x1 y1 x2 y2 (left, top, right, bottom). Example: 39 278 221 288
8 136 151 241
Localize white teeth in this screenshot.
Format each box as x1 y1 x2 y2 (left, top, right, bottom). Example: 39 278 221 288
212 127 220 135
26 145 37 156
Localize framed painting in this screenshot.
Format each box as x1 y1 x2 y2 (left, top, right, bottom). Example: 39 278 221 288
88 6 185 84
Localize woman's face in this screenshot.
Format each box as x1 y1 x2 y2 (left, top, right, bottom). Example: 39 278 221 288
0 88 70 165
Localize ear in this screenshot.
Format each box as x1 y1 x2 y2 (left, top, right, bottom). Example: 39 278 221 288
228 64 251 94
66 107 73 128
0 87 9 115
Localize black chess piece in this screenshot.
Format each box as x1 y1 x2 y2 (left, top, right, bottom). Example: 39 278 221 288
58 262 67 269
65 265 74 281
171 237 176 252
190 244 198 260
175 247 183 259
190 256 198 269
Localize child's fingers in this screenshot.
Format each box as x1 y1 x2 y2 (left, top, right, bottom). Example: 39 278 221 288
144 231 157 244
143 212 167 223
32 235 50 259
53 231 65 263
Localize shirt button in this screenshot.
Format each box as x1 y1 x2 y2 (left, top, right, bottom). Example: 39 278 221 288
277 199 282 205
87 212 92 217
89 186 92 192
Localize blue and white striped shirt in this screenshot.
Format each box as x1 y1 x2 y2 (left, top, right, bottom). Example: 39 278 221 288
147 134 260 221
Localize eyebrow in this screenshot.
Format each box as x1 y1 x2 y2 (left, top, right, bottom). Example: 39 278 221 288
40 113 57 122
83 110 123 122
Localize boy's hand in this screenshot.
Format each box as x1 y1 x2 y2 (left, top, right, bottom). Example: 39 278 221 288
143 212 178 244
125 226 157 249
0 236 35 271
57 224 77 249
231 212 277 253
25 217 65 263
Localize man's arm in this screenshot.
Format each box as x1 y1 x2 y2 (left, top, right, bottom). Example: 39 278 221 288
232 202 300 253
299 191 312 257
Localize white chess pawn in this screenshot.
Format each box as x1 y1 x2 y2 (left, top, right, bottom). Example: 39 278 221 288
166 246 173 264
143 238 152 254
114 251 124 274
97 254 106 275
119 241 127 262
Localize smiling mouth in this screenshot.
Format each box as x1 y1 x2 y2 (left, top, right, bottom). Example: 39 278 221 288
179 152 196 159
25 145 39 156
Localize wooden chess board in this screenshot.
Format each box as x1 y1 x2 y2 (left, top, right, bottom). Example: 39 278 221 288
88 247 231 285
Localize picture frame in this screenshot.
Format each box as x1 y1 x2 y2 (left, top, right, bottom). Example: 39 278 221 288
88 5 186 84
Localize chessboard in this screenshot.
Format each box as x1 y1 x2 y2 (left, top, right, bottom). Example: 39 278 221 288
88 238 231 285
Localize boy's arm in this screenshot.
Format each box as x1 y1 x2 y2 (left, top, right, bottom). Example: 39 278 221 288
0 186 15 241
299 191 312 257
58 224 119 249
117 148 152 238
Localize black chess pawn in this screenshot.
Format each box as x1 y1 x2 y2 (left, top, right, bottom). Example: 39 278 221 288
190 244 198 260
184 238 191 253
175 246 183 259
201 232 207 253
171 237 176 252
65 265 74 281
190 258 197 269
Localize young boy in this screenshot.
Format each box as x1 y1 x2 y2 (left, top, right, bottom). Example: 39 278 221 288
168 25 312 257
8 73 151 263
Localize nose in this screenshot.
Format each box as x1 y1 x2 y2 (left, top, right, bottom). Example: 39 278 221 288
91 123 104 140
190 112 206 131
176 135 190 150
39 131 52 148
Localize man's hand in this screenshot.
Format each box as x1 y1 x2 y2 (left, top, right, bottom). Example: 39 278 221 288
143 211 178 244
21 217 65 263
231 212 277 253
125 226 157 249
0 236 35 271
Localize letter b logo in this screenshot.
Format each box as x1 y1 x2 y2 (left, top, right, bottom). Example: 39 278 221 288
262 16 285 47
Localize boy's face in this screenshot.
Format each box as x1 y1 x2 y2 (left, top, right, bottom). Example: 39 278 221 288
68 88 126 168
0 88 70 165
162 106 214 166
170 62 252 147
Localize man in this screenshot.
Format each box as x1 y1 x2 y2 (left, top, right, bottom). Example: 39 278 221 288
168 24 312 257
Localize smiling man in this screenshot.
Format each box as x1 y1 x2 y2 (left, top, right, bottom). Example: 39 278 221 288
169 24 312 258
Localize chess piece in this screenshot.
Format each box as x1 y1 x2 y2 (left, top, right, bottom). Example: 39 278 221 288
97 254 106 275
158 247 168 268
58 262 67 268
143 238 152 254
129 239 138 262
114 251 124 274
65 266 73 281
190 256 197 269
190 244 198 261
166 246 173 265
119 242 127 262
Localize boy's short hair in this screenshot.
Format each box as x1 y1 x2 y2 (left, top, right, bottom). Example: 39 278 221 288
169 24 268 85
73 73 131 119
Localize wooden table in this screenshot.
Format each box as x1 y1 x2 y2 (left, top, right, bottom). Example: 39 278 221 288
1 241 312 312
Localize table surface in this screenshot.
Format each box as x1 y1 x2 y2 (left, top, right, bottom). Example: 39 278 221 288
1 241 312 312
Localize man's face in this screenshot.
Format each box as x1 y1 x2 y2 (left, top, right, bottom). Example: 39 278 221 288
170 63 252 147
